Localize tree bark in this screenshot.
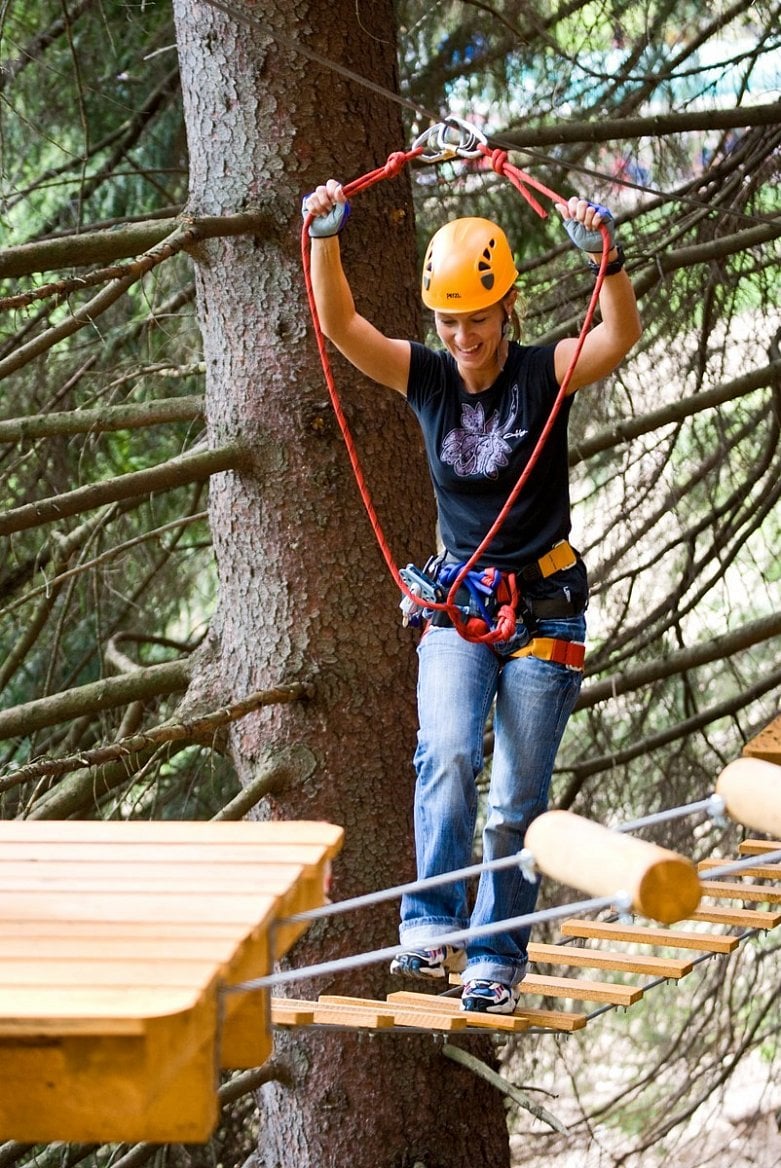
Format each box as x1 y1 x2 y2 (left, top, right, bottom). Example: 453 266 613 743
173 1 513 1165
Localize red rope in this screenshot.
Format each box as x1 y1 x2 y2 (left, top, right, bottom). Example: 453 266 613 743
301 144 610 645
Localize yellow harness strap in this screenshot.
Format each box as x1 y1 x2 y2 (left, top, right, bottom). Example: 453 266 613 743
534 539 577 579
510 637 586 671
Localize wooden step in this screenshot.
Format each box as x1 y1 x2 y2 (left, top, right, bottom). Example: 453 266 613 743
560 918 739 954
686 904 781 927
270 997 396 1030
450 970 642 1007
518 972 643 1006
318 995 470 1031
739 839 781 855
698 879 781 905
698 858 781 880
387 990 586 1032
528 941 693 979
386 991 530 1031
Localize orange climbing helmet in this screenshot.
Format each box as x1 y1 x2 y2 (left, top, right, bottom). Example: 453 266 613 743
421 217 519 313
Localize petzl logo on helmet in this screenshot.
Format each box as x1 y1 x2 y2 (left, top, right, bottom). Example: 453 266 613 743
446 292 462 299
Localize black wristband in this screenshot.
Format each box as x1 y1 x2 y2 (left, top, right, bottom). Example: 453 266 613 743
586 242 625 276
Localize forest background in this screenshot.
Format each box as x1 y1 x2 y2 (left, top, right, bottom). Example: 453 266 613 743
0 0 779 1166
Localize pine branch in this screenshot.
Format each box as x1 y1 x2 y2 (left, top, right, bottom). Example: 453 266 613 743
0 395 203 443
0 659 192 742
570 360 781 466
0 442 244 536
0 210 273 280
0 682 312 788
560 662 781 805
578 611 781 710
502 99 781 149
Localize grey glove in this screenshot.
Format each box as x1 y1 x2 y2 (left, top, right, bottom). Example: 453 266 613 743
563 203 616 252
302 196 351 238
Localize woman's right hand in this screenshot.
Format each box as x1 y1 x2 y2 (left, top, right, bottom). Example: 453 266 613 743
302 181 350 236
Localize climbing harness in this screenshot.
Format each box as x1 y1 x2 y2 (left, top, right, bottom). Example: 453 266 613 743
301 116 612 656
399 539 584 666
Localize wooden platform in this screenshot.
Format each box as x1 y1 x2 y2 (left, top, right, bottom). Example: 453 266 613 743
0 819 342 1144
272 838 781 1037
742 711 781 763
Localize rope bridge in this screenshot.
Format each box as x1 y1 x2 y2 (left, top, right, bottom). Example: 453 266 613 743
1 718 779 1143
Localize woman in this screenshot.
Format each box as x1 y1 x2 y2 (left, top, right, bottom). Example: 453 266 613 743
304 181 642 1013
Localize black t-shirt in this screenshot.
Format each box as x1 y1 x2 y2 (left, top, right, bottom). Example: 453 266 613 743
406 340 576 578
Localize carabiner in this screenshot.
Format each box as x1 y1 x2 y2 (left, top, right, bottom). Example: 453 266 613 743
411 116 487 164
436 116 487 160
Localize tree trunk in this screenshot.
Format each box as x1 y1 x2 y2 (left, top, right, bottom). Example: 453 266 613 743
172 2 512 1166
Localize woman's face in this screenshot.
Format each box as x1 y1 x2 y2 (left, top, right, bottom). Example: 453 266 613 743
434 291 516 387
434 301 505 372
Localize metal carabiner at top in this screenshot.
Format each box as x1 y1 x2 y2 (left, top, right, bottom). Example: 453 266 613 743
411 115 488 164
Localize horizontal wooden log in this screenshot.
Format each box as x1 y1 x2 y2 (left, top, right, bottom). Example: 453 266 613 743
525 809 701 923
716 757 781 836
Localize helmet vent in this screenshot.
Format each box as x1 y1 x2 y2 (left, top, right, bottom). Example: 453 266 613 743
479 241 496 289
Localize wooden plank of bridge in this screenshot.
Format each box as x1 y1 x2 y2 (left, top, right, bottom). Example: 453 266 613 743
738 838 781 856
387 990 586 1032
686 904 781 927
515 972 643 1007
527 941 694 979
317 995 470 1031
559 919 740 954
386 991 532 1031
270 997 397 1029
699 858 781 880
0 818 342 1145
697 880 781 905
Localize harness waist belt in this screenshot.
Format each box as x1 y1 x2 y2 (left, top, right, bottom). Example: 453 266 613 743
510 637 586 671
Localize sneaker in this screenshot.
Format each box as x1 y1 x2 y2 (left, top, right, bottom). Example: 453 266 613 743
460 978 521 1015
389 945 466 980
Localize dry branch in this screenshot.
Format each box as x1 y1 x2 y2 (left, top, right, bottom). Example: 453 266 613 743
442 1044 568 1134
502 100 781 148
570 360 781 465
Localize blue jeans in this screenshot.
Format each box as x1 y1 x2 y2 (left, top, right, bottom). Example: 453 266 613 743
399 615 586 985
